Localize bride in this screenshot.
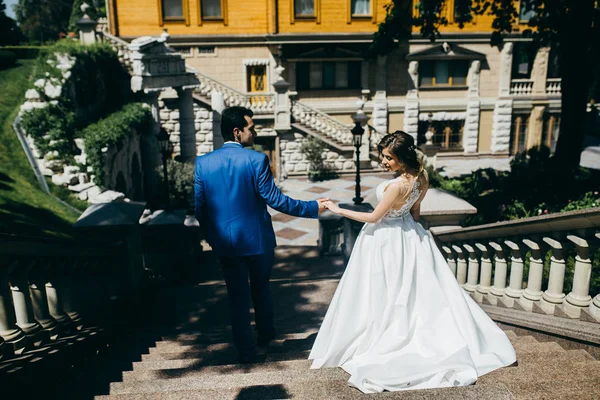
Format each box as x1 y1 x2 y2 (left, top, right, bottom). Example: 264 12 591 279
309 131 516 393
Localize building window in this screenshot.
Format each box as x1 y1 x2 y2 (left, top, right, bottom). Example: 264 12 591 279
161 0 184 19
295 0 315 17
201 0 222 19
510 114 530 155
418 120 464 150
351 0 370 15
519 0 536 22
247 66 267 92
175 46 192 56
512 43 536 79
296 61 362 90
543 114 560 153
419 60 468 87
197 46 216 56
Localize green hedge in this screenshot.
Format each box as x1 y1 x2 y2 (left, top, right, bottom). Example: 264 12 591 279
1 46 45 59
0 50 16 69
82 103 151 187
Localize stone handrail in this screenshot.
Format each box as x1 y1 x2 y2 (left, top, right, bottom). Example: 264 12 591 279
291 100 353 146
546 78 562 96
187 66 274 114
100 32 133 72
510 79 534 96
430 207 600 324
0 233 128 361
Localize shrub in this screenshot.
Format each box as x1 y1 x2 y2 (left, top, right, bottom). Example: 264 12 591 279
82 103 151 187
300 136 339 181
2 46 44 59
0 50 16 69
163 159 195 212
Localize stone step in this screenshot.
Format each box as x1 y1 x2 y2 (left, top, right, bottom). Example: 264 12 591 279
503 330 517 339
479 360 600 386
515 348 595 365
507 376 600 400
155 331 317 351
511 340 564 355
97 380 513 399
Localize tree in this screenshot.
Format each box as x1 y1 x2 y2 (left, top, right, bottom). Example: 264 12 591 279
370 0 600 172
14 0 74 43
0 0 24 45
68 0 106 34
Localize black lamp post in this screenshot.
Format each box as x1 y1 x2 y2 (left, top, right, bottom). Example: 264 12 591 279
157 128 171 210
351 111 369 205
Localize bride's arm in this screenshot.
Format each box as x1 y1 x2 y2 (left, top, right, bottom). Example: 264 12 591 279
325 182 408 223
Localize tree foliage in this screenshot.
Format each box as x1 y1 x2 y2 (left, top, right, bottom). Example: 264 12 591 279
14 0 74 43
68 0 106 33
0 0 25 45
370 0 600 172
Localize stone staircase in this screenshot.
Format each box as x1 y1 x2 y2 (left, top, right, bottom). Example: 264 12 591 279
85 247 599 400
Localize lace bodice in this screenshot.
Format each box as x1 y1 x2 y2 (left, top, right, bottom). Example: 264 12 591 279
375 176 423 218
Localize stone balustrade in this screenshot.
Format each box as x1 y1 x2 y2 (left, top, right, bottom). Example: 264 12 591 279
291 100 353 146
0 233 129 361
431 207 600 324
100 32 133 72
546 78 562 95
510 79 534 96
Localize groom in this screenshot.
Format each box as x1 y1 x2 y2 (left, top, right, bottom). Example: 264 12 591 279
194 106 327 363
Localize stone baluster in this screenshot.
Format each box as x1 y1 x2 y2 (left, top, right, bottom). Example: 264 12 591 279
556 235 592 319
473 243 492 303
582 232 600 323
462 244 479 294
442 246 457 276
534 237 566 315
28 259 60 339
452 245 467 286
516 239 544 311
61 259 83 330
9 259 48 346
500 240 524 308
45 258 74 333
0 258 29 355
487 242 508 306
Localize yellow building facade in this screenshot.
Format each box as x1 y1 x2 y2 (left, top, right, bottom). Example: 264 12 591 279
106 0 561 177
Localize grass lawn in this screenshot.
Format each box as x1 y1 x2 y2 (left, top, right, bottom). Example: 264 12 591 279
0 60 80 238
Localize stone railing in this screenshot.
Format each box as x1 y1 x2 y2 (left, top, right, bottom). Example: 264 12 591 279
188 66 274 114
0 233 131 362
546 78 562 96
291 100 353 147
100 32 133 72
510 79 534 96
430 208 600 324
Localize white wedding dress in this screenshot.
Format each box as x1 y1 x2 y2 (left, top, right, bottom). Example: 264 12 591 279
309 175 516 393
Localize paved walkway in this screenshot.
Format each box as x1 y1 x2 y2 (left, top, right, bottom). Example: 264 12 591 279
271 173 390 246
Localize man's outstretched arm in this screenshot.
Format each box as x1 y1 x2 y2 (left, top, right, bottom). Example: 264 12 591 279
193 160 205 222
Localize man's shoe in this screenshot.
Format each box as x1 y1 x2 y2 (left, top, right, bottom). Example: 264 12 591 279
257 331 276 347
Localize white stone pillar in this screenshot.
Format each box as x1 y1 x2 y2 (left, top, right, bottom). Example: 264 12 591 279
0 267 28 354
372 91 388 135
487 242 508 305
45 261 72 332
531 47 550 96
516 239 544 311
60 268 83 330
176 88 196 162
583 232 600 322
464 60 481 154
501 240 524 308
29 267 59 339
273 79 291 131
498 43 514 97
404 61 419 139
462 244 479 294
556 235 592 319
10 265 47 347
452 245 467 286
534 237 566 315
442 246 457 276
212 90 225 150
491 42 514 154
474 243 492 303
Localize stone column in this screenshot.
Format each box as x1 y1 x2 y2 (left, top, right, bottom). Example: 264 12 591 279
141 91 162 200
404 61 419 139
526 105 546 149
501 240 524 308
28 262 60 339
60 260 83 330
474 243 492 303
176 88 196 162
517 239 544 311
9 262 47 346
45 259 73 332
452 245 467 286
556 235 592 319
491 43 514 154
534 237 566 315
0 260 28 355
462 244 479 294
487 242 508 305
273 79 291 131
212 90 226 150
583 233 600 322
442 246 457 276
531 47 550 96
464 60 481 154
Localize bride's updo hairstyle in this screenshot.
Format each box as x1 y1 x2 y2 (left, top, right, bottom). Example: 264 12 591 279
377 130 423 174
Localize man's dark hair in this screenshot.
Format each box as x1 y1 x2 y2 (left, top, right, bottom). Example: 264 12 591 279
221 106 253 142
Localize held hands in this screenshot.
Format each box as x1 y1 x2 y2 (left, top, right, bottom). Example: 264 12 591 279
317 198 329 213
323 200 341 214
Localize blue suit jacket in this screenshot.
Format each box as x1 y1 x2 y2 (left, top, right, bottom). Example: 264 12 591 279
194 142 318 256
